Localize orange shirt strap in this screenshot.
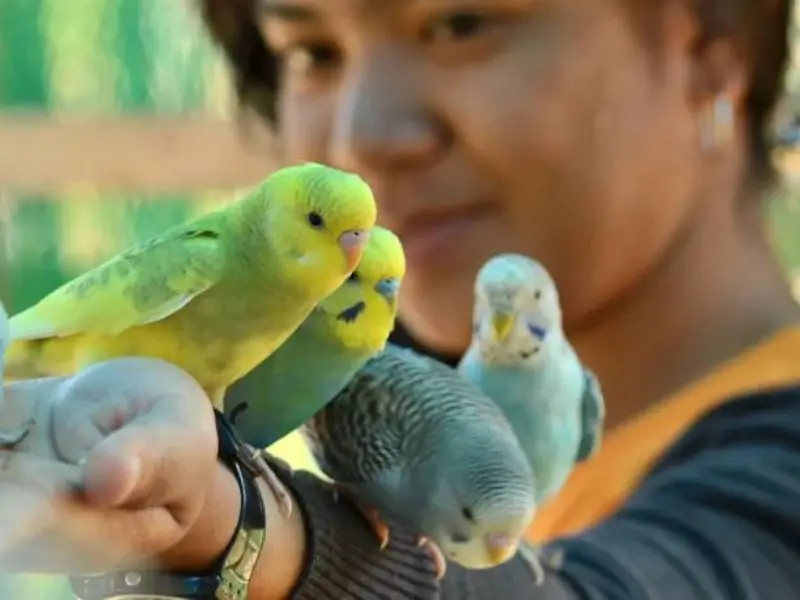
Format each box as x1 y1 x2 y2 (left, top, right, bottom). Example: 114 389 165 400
528 325 800 543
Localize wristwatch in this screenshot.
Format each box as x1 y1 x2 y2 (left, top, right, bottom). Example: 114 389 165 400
69 410 267 600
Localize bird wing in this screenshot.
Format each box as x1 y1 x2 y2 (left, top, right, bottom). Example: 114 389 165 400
575 368 606 462
304 369 406 485
10 227 226 340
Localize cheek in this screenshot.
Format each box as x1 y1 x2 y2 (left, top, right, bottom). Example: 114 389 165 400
436 13 699 326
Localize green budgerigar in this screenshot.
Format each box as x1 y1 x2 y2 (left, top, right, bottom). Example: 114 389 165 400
302 343 539 581
225 225 406 450
458 253 606 507
6 162 377 515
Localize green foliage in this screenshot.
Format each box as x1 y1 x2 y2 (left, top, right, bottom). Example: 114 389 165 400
0 1 226 595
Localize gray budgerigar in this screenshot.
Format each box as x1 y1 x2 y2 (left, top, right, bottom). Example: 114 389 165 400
302 343 539 581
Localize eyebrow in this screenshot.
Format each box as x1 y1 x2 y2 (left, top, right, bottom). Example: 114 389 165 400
256 1 322 22
256 0 412 22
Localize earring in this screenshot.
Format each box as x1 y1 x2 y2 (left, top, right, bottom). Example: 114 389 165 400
699 95 734 150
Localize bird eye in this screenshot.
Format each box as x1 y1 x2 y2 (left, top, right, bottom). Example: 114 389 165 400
533 290 542 300
307 211 324 228
462 507 475 521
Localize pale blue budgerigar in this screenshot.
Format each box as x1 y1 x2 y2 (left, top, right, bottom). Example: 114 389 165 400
459 253 606 507
302 343 541 582
0 300 34 448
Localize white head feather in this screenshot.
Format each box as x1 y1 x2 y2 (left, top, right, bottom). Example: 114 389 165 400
470 254 563 367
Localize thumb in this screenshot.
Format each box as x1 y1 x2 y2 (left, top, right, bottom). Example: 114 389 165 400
49 359 217 516
80 421 175 509
80 400 216 512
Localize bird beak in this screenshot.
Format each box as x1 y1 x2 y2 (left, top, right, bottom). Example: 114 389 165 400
491 312 514 342
485 532 519 566
338 229 369 271
374 277 400 300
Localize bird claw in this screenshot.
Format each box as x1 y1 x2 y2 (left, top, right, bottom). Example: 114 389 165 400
0 420 34 451
331 484 392 550
517 543 548 586
416 535 447 580
238 443 294 518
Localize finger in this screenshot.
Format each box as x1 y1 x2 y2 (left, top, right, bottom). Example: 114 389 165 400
51 388 137 464
52 357 217 464
82 414 214 516
0 501 183 574
76 373 216 515
0 452 83 559
0 378 64 458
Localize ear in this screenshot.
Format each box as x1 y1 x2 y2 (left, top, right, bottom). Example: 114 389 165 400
663 2 747 111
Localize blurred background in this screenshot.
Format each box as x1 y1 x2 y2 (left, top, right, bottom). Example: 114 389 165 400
0 1 311 596
2 0 800 596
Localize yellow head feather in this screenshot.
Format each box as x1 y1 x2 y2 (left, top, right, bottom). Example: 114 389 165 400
241 163 378 298
316 226 406 353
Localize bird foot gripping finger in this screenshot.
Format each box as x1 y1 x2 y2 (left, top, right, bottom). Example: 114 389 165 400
237 443 294 518
416 535 447 580
330 484 392 550
517 543 548 586
0 420 34 451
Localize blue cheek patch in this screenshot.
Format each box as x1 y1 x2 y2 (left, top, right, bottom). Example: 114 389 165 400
527 324 547 340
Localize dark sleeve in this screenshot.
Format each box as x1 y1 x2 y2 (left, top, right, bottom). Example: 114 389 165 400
274 386 800 600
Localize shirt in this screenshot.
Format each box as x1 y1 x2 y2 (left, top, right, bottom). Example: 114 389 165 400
273 325 800 599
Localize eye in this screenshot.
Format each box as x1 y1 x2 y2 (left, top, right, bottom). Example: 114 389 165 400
533 290 542 300
307 211 324 228
461 507 475 521
423 11 493 44
284 42 340 76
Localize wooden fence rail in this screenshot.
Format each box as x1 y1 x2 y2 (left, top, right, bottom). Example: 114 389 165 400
2 112 800 194
0 113 278 194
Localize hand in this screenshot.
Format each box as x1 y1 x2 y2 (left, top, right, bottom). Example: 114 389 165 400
0 358 219 573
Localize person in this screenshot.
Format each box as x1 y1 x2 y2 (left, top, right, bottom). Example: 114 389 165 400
3 0 800 598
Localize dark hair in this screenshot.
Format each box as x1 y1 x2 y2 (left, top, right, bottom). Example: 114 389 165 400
201 0 279 122
200 0 792 184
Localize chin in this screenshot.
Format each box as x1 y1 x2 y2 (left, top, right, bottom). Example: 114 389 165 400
397 305 470 356
397 270 476 356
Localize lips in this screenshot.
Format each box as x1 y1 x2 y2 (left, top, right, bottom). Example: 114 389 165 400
387 203 497 264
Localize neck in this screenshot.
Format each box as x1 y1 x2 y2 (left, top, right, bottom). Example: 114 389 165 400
570 197 800 430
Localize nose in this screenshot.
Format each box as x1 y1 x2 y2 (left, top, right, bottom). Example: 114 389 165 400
484 532 518 566
374 277 400 300
338 229 369 271
329 50 442 174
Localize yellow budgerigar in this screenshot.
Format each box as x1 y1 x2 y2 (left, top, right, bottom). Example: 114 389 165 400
6 162 377 514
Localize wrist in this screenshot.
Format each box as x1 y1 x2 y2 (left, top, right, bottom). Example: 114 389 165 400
157 460 241 571
158 457 308 600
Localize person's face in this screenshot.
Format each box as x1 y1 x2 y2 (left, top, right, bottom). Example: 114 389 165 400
257 0 705 353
